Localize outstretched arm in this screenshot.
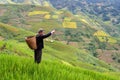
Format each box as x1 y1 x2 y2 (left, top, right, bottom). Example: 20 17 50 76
42 30 55 39
51 30 55 34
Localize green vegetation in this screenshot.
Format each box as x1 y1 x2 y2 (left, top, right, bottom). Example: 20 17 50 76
0 22 34 41
0 40 117 72
0 54 120 80
49 0 120 32
29 20 62 32
0 2 120 80
0 3 119 72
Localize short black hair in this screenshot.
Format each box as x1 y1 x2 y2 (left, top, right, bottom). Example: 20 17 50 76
38 28 44 33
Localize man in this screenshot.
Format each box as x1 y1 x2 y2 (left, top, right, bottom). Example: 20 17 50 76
34 29 55 64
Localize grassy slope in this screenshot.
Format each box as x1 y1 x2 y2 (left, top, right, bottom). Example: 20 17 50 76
0 22 34 41
0 4 120 79
0 54 120 80
1 4 118 44
0 22 117 71
0 13 119 72
0 4 119 80
0 40 117 72
44 41 116 71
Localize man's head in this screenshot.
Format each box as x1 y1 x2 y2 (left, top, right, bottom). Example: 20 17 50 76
38 28 44 35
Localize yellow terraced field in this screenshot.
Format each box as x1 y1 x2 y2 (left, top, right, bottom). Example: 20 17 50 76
28 11 49 16
94 30 110 37
63 21 77 28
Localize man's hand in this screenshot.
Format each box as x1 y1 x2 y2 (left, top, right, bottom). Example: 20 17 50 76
51 30 55 34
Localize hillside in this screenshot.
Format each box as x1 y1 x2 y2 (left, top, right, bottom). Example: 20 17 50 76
0 22 119 71
0 0 120 36
0 4 118 42
49 0 120 36
0 3 120 70
0 0 48 6
0 54 120 80
0 1 120 79
0 39 117 72
0 22 34 41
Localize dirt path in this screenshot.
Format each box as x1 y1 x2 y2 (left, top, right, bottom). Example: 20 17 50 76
0 36 4 40
97 49 120 63
0 9 6 16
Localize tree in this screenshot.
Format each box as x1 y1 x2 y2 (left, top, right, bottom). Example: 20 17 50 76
1 16 10 24
64 29 71 45
102 14 110 21
98 42 107 53
87 42 98 57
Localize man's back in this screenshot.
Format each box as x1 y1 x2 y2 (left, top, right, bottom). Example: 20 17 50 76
36 32 51 49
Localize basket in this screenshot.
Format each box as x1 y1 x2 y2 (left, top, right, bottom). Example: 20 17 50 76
25 36 37 50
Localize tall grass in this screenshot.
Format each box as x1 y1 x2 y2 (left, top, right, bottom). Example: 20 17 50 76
0 40 117 72
0 54 119 80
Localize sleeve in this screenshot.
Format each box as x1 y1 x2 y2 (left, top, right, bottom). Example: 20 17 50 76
42 32 51 39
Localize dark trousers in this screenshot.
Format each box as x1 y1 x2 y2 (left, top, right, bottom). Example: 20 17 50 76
34 49 42 64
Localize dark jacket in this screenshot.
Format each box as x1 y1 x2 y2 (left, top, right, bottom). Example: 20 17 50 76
36 32 51 50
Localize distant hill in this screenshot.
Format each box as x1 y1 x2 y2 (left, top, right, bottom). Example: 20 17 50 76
0 0 120 37
0 0 50 6
49 0 120 36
